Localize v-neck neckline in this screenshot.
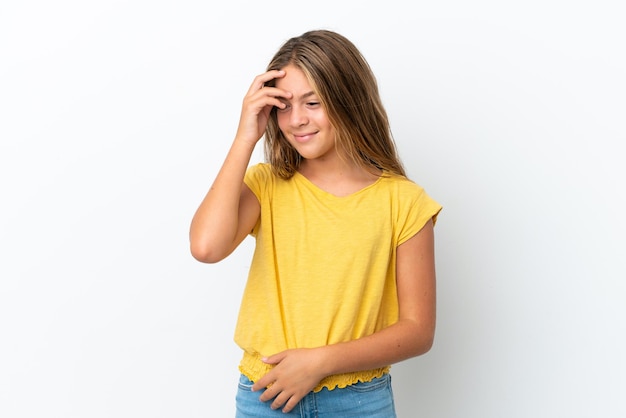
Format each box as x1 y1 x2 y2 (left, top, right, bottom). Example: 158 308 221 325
293 170 384 199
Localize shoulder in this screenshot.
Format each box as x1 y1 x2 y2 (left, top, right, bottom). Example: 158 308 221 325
244 163 293 197
379 173 442 225
246 162 272 177
378 173 427 197
245 163 275 186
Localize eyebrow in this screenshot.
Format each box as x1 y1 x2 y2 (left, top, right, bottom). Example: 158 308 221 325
291 91 317 101
300 91 316 99
279 91 317 103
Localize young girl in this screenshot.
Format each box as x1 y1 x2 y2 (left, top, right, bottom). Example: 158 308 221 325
190 29 441 417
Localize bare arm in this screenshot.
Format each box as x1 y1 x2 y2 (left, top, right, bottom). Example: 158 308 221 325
254 219 437 412
189 70 291 263
189 141 259 263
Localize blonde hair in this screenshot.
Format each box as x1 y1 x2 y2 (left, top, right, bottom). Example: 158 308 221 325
264 30 406 179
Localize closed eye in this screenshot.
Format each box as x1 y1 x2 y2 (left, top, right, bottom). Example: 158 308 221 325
276 101 291 112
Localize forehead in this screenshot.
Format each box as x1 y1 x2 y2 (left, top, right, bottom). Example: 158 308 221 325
275 65 315 95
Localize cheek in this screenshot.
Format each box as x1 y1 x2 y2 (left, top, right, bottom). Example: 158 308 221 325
276 113 289 131
315 113 332 130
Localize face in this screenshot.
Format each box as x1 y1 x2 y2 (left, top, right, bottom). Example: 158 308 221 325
274 65 337 163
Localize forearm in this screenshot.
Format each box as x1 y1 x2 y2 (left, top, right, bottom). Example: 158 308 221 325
320 231 436 375
189 138 256 262
255 317 435 408
320 318 435 377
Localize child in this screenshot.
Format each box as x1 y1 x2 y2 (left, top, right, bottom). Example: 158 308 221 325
190 29 442 417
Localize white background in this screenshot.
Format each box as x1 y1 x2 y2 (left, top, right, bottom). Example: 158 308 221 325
1 1 625 417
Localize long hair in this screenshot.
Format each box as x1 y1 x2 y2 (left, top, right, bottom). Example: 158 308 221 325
263 30 406 179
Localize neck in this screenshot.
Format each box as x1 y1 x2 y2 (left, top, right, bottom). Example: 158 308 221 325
297 155 381 197
299 154 359 178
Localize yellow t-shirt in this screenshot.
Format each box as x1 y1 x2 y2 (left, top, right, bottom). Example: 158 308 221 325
236 163 442 391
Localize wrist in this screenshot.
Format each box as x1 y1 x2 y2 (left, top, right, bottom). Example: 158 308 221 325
233 135 259 149
314 345 339 378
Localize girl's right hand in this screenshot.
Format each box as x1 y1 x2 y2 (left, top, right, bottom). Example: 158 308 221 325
234 70 291 146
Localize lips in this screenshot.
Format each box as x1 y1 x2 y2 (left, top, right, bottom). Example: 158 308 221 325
293 132 317 143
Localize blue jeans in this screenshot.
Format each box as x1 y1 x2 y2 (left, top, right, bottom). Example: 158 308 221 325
235 373 397 417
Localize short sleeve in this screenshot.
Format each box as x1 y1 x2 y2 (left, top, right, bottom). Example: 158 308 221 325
243 163 271 201
396 182 442 246
243 163 273 237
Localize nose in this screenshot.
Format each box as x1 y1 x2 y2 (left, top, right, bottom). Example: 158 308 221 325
289 105 308 127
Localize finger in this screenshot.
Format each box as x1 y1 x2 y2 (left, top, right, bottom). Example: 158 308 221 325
246 70 285 95
248 86 291 105
282 396 301 414
270 391 292 410
283 396 300 414
261 356 275 365
251 375 270 393
262 350 287 365
258 381 281 402
243 88 291 119
256 93 289 110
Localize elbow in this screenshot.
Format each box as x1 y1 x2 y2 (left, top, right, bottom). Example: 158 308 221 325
416 320 436 355
407 335 434 359
189 241 228 264
420 334 435 355
406 321 436 358
419 326 436 355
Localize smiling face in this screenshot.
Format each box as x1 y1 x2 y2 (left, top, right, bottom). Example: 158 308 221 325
274 65 338 164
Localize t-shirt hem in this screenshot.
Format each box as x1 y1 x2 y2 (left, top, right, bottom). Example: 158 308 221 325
238 350 391 392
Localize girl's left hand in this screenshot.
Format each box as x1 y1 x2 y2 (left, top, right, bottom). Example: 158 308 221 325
252 348 329 413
